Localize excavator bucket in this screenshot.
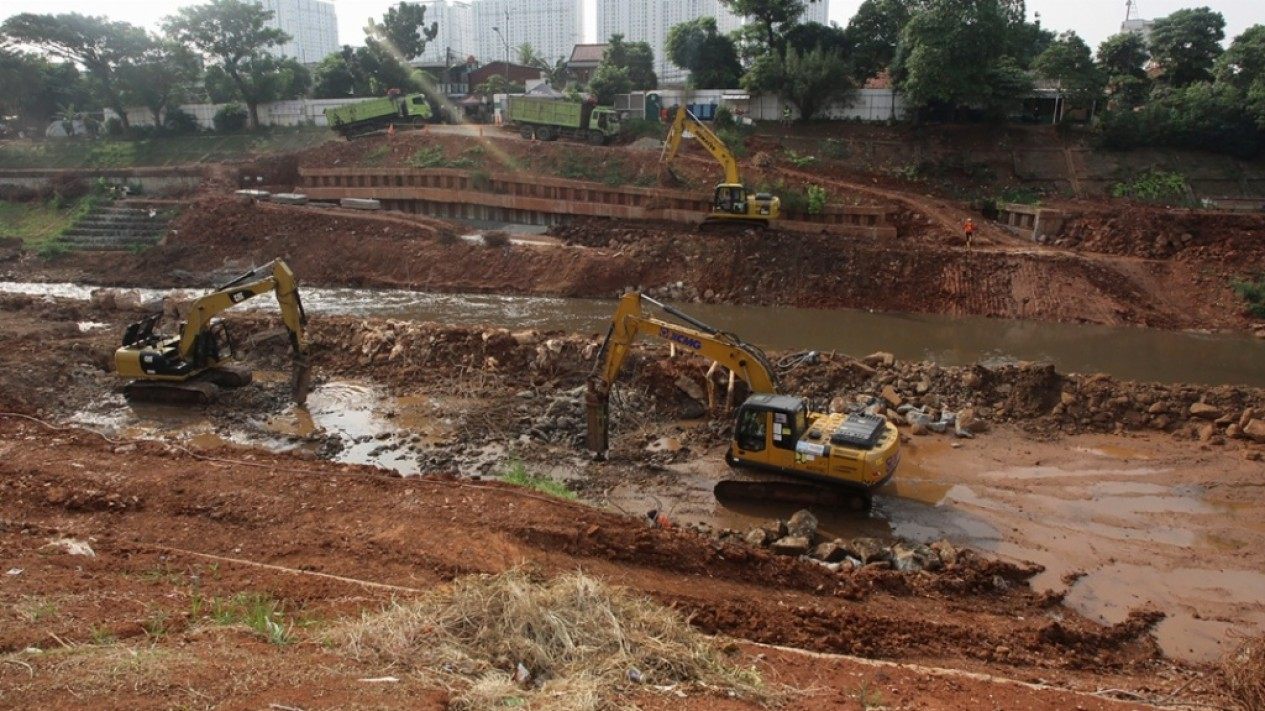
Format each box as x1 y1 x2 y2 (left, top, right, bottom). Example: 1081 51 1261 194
584 384 609 459
291 357 313 406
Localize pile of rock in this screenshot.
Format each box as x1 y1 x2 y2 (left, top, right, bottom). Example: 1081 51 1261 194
719 509 963 574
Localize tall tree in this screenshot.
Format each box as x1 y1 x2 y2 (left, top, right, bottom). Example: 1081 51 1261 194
1033 31 1103 110
1 13 151 130
717 0 813 58
891 0 1012 114
598 34 656 91
1097 32 1151 109
163 0 290 129
1216 25 1265 129
845 0 921 81
364 1 437 62
770 46 855 120
665 17 742 89
0 49 89 132
311 46 372 99
120 41 201 128
1148 6 1225 87
588 64 631 105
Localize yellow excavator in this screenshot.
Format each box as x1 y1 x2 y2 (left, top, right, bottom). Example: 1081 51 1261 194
585 292 901 510
115 258 312 405
661 106 780 229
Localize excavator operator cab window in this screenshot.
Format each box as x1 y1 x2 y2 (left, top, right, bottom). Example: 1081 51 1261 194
735 407 767 452
205 319 235 363
714 186 746 215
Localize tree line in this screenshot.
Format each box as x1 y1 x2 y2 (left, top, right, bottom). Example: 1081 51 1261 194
2 0 1262 157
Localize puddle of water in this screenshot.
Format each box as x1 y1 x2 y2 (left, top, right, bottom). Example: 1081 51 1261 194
1067 563 1265 662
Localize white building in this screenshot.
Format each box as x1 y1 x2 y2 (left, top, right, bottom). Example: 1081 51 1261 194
411 0 476 66
257 0 339 65
596 0 829 86
405 0 580 69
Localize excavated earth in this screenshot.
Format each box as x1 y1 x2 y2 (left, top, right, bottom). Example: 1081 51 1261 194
2 126 1265 710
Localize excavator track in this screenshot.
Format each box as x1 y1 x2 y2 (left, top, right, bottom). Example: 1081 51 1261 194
715 462 874 512
122 366 253 405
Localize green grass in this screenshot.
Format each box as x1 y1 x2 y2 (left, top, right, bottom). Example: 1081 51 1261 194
500 458 576 500
0 197 97 245
206 592 299 646
0 127 331 170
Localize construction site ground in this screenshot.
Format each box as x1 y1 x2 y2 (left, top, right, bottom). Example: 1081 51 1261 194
2 123 1264 710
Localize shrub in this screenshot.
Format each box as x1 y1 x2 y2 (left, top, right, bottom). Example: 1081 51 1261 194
213 104 248 133
1231 272 1265 319
806 184 828 215
164 110 200 135
713 105 734 128
1111 168 1189 204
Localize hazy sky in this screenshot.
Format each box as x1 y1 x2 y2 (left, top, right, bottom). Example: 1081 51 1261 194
2 0 1258 59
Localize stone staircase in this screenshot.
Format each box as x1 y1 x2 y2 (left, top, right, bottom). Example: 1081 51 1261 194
56 202 179 251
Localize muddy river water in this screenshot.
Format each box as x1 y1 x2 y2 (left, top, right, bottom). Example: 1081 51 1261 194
7 280 1265 665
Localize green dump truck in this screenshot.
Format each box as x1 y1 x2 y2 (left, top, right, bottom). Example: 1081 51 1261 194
324 93 432 139
505 96 621 146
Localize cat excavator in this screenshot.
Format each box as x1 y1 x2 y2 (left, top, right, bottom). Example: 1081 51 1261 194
585 292 901 510
661 106 780 229
115 258 312 405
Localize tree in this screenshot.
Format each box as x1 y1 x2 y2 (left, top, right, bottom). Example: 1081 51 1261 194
1215 25 1265 91
119 41 200 128
473 74 522 97
312 46 372 99
1148 6 1225 87
774 47 856 120
0 50 90 132
2 13 152 131
845 0 921 82
596 34 656 91
588 64 631 105
891 0 1013 115
163 0 290 129
1033 31 1103 111
364 1 437 62
784 22 851 58
1097 32 1151 109
533 55 571 91
1216 25 1265 130
665 17 742 89
717 0 813 58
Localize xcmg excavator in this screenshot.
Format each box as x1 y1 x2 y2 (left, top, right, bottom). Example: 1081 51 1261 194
115 258 312 405
661 106 780 229
585 292 901 510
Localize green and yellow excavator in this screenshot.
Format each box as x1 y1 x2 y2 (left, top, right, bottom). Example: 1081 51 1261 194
661 106 780 229
585 292 901 510
115 258 312 405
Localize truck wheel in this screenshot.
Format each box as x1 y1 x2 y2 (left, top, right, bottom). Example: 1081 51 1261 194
520 126 534 140
536 126 553 141
587 130 606 146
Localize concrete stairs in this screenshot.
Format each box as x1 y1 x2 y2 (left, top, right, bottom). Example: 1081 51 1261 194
56 202 178 252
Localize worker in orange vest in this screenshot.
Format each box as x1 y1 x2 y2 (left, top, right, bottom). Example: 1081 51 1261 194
963 217 976 250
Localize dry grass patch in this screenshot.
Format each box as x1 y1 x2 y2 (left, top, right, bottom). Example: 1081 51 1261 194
1223 632 1265 711
328 568 778 710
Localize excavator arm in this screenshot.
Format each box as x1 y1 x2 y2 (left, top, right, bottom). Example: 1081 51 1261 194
586 291 778 455
661 106 742 185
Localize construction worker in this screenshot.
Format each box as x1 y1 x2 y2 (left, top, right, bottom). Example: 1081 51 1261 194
963 218 976 249
781 105 791 127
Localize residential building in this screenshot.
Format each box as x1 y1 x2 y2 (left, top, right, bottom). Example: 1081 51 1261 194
257 0 339 65
595 0 827 86
412 1 477 67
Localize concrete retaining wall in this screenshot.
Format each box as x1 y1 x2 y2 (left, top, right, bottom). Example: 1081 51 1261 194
299 167 898 237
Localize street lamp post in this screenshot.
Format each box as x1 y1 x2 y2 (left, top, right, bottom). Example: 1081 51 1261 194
491 26 509 72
